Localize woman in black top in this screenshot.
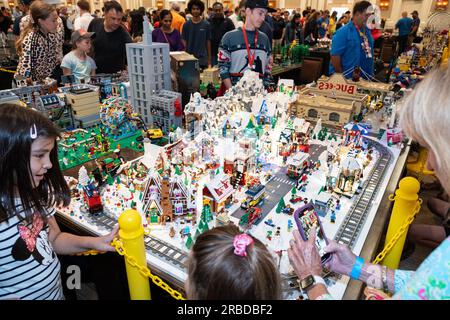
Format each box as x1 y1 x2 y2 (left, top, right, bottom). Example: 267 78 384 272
284 13 303 45
303 11 319 45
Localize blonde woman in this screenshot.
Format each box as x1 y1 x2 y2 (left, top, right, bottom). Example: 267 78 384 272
15 1 63 84
288 66 450 300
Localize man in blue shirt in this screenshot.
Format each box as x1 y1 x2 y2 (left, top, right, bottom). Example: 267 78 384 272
329 1 374 80
395 12 413 55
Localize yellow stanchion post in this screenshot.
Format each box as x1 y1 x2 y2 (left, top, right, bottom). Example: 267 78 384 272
118 209 151 300
442 47 448 68
382 177 420 269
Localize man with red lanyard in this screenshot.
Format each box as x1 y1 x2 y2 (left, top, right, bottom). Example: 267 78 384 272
217 0 275 95
329 1 374 80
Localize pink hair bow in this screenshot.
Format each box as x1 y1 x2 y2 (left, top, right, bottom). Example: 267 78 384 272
233 233 254 257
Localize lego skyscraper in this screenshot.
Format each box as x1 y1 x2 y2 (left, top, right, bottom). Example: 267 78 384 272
126 16 182 133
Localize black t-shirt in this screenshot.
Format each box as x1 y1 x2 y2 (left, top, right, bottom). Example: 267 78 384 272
272 18 285 40
260 21 273 49
209 17 235 57
87 18 132 74
0 14 12 34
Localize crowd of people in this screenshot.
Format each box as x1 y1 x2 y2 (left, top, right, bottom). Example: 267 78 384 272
0 0 411 87
1 0 447 301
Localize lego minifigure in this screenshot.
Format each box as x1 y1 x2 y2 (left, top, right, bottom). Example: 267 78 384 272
287 219 293 232
330 210 336 223
275 227 281 237
335 199 341 211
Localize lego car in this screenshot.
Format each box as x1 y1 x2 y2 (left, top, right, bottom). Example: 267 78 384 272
146 128 163 140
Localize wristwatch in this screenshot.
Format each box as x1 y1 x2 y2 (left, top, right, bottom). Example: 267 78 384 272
299 275 326 292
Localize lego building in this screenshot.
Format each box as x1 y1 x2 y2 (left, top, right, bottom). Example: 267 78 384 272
126 16 172 128
298 86 368 116
290 94 356 127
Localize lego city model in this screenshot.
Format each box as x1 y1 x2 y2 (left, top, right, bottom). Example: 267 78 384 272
56 69 406 301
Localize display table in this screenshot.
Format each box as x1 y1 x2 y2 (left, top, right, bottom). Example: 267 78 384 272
55 138 410 300
271 63 303 85
343 141 410 299
309 49 331 77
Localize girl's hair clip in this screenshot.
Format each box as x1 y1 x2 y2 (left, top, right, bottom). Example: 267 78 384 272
233 233 254 257
30 124 38 139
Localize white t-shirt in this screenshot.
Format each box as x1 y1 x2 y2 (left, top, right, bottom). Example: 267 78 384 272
74 12 94 31
61 51 97 83
0 205 63 300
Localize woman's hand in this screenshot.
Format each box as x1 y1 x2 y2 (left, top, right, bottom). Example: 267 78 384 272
287 227 323 279
91 224 119 252
323 240 357 277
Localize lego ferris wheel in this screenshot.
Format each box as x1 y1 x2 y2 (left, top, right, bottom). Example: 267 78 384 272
99 96 134 130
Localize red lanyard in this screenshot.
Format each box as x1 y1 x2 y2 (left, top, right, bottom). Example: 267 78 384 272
242 27 258 69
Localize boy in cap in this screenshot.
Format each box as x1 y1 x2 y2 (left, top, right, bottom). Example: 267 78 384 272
61 29 97 83
217 0 275 93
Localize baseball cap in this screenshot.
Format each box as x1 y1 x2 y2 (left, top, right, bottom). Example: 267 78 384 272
71 29 95 43
245 0 276 13
411 10 418 15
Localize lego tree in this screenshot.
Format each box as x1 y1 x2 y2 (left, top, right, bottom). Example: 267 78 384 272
239 211 249 225
201 203 213 223
185 234 194 249
271 117 277 129
194 228 201 240
78 166 90 186
291 186 297 196
276 197 286 214
287 119 293 130
106 174 114 186
174 165 182 176
246 118 256 130
256 124 264 138
198 218 209 233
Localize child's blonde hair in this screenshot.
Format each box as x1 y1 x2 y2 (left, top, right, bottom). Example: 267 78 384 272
399 66 450 195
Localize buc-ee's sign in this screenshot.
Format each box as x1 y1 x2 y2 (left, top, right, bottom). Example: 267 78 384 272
317 74 357 95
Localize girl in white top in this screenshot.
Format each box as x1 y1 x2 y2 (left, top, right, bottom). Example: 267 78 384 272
61 29 96 83
0 104 117 300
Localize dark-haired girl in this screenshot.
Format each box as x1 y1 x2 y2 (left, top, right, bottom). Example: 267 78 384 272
0 104 118 300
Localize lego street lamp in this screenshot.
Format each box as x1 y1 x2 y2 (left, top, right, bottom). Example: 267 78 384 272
379 0 389 10
436 0 449 10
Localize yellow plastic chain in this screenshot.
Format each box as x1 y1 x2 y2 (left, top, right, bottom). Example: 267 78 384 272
111 238 186 300
0 68 15 74
372 197 422 264
74 250 105 256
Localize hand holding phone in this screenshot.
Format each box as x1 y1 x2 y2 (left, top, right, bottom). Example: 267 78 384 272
293 203 332 265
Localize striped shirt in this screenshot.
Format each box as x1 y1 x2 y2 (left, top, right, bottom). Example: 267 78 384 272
0 205 63 300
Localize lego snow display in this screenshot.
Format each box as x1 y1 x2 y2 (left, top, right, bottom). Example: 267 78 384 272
56 68 409 300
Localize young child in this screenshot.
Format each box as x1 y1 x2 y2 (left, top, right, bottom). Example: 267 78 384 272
61 29 97 84
186 224 281 299
0 104 118 300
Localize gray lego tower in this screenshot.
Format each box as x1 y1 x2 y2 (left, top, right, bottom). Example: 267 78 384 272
126 16 174 129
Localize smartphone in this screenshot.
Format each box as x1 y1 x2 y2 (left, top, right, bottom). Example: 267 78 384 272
293 203 332 265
